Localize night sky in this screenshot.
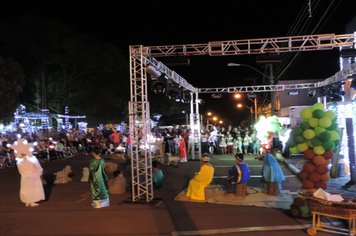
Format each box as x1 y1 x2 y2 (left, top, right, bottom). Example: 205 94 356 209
1 0 356 126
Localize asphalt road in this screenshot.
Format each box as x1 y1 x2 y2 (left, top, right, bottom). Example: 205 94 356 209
0 154 338 236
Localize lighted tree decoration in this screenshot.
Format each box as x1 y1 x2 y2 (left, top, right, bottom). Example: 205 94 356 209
286 103 339 190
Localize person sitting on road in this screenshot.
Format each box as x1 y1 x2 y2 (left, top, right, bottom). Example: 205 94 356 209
224 153 250 196
186 154 214 200
108 170 126 194
261 153 285 194
152 160 165 189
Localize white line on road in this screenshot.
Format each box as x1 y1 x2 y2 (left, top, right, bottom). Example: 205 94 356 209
171 222 343 235
171 224 311 235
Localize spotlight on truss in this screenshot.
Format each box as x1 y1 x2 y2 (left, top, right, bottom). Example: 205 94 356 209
151 73 169 94
182 91 191 103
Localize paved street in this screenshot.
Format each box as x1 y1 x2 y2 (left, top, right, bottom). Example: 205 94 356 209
0 153 339 236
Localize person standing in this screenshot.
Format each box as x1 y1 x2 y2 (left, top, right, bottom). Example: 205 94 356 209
89 146 109 208
110 129 120 149
200 130 209 154
226 133 234 155
178 134 187 162
12 138 45 207
166 127 175 154
243 133 251 155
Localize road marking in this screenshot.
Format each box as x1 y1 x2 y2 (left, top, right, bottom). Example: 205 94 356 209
171 224 311 235
171 222 344 235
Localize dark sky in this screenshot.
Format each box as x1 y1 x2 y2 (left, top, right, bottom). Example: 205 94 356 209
1 0 356 126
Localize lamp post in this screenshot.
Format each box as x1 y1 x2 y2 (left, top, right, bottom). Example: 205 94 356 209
228 63 275 117
235 93 258 124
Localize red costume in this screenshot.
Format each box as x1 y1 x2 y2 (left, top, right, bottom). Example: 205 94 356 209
178 139 187 162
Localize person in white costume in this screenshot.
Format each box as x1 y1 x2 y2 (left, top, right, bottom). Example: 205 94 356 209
12 138 45 207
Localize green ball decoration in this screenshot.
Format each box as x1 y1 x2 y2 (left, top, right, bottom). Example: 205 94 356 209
312 103 324 111
290 146 300 154
295 135 306 144
297 142 309 152
330 130 339 141
333 146 339 154
313 109 324 119
334 139 340 146
300 121 310 130
324 110 336 120
286 138 297 148
306 140 314 148
311 136 322 146
319 131 332 142
300 107 313 120
326 122 337 131
308 118 319 128
292 127 303 136
303 129 315 140
322 140 335 151
314 127 326 136
319 117 332 128
314 146 325 155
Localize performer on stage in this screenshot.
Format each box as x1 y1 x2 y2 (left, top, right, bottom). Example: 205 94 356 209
89 146 109 208
186 154 214 200
12 138 45 207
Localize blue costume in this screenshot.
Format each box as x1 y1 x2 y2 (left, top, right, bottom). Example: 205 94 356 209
225 162 250 194
261 153 285 191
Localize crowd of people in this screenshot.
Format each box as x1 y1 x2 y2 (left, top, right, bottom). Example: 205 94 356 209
150 124 292 157
1 123 292 169
0 127 130 169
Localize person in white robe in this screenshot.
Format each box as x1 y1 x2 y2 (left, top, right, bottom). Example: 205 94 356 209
12 138 45 207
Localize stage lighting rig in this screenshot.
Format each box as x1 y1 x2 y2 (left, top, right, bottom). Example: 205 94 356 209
146 64 162 78
151 73 169 94
167 86 183 102
182 91 191 103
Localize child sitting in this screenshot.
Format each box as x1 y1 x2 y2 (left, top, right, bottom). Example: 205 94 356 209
152 160 165 189
108 170 126 194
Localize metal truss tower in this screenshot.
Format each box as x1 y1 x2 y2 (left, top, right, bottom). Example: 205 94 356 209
129 33 356 202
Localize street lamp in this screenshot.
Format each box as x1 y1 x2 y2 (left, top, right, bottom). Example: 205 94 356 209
228 63 275 116
235 93 258 124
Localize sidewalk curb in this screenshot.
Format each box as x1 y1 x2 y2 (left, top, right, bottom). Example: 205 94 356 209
282 158 303 182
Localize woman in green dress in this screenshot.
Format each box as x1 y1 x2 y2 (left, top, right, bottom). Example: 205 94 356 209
89 146 109 208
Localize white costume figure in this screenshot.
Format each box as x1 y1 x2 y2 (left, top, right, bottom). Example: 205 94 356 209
81 167 90 182
12 138 45 207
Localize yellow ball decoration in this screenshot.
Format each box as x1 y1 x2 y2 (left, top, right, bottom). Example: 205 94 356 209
313 146 325 155
324 110 336 120
319 117 332 128
300 107 313 120
303 129 315 140
297 142 309 152
308 118 319 128
330 130 339 141
312 103 324 111
290 146 300 154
